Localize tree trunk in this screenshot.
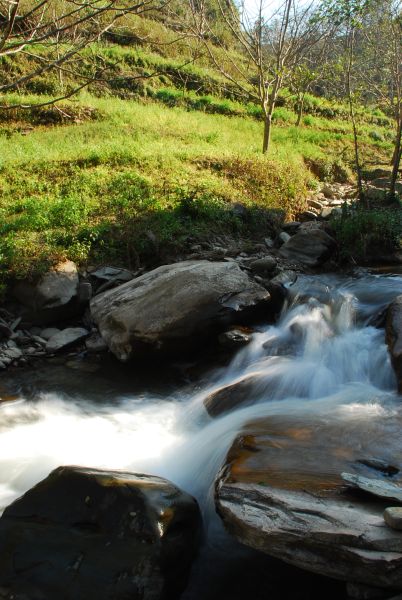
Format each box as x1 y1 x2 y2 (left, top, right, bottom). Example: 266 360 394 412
390 120 402 199
296 94 304 127
263 113 272 154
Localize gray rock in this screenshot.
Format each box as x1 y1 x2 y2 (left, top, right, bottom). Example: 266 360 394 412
13 261 81 325
40 327 61 341
249 257 277 276
2 348 22 360
78 282 93 302
85 333 108 353
216 411 402 591
300 210 318 221
279 230 337 267
386 296 402 393
264 237 275 249
90 261 271 362
308 199 324 211
278 232 291 245
342 473 402 502
384 508 402 531
321 206 341 219
46 328 89 353
0 466 201 600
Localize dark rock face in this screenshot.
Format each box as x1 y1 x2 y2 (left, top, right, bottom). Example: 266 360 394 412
279 230 337 267
386 295 402 393
90 261 272 362
215 412 402 590
204 374 269 417
0 466 201 600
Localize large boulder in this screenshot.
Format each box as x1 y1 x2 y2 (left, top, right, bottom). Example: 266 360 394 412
13 260 84 325
216 411 402 590
386 295 402 393
279 230 337 267
90 261 272 362
0 466 201 600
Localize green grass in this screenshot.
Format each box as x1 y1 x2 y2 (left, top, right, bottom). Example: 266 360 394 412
0 93 314 282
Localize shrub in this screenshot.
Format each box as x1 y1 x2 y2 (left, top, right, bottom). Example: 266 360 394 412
332 205 402 262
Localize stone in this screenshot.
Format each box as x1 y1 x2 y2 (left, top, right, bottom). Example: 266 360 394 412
13 261 81 325
308 199 324 211
85 333 108 353
78 282 93 302
386 295 402 393
300 210 318 221
321 206 341 219
282 222 301 234
204 374 266 417
264 237 275 249
342 473 402 502
0 466 201 600
248 257 277 276
2 347 22 360
279 230 337 267
46 328 89 353
278 232 291 245
40 327 61 341
218 329 252 350
215 411 402 591
90 261 272 362
384 508 402 531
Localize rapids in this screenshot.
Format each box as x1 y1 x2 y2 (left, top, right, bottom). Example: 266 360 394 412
1 270 402 598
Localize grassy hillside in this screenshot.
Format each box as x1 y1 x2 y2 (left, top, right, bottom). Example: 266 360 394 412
0 11 398 287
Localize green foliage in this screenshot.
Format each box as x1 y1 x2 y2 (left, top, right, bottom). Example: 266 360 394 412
332 204 402 261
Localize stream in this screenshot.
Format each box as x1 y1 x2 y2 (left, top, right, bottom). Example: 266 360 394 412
1 270 402 599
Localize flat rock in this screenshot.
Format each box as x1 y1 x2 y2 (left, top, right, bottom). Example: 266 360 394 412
46 327 89 353
216 411 402 590
279 230 337 267
386 295 402 393
342 473 402 503
218 329 252 350
384 508 402 531
90 261 272 362
0 466 201 600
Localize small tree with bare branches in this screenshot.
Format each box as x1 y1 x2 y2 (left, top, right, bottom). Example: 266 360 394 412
0 0 170 109
186 0 332 153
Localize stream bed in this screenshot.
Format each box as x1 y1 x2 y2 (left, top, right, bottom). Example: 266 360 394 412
1 270 402 599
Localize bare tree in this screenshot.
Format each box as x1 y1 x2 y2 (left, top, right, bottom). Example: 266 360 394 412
0 0 171 108
186 0 331 153
361 0 402 198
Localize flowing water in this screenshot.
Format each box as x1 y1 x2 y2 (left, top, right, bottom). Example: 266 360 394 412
1 270 402 598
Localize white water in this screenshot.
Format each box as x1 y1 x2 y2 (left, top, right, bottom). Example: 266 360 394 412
0 272 401 517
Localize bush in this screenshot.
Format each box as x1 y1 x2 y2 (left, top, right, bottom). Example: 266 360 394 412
332 205 402 262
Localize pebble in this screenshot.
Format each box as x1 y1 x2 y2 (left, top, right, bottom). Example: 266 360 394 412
384 507 402 531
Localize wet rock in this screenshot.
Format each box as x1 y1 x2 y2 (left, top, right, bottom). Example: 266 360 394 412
46 328 89 353
13 261 82 325
341 473 402 502
215 412 402 591
204 374 269 417
357 459 399 477
0 466 201 600
90 261 272 362
384 508 402 531
279 230 337 267
218 329 252 350
386 296 402 393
